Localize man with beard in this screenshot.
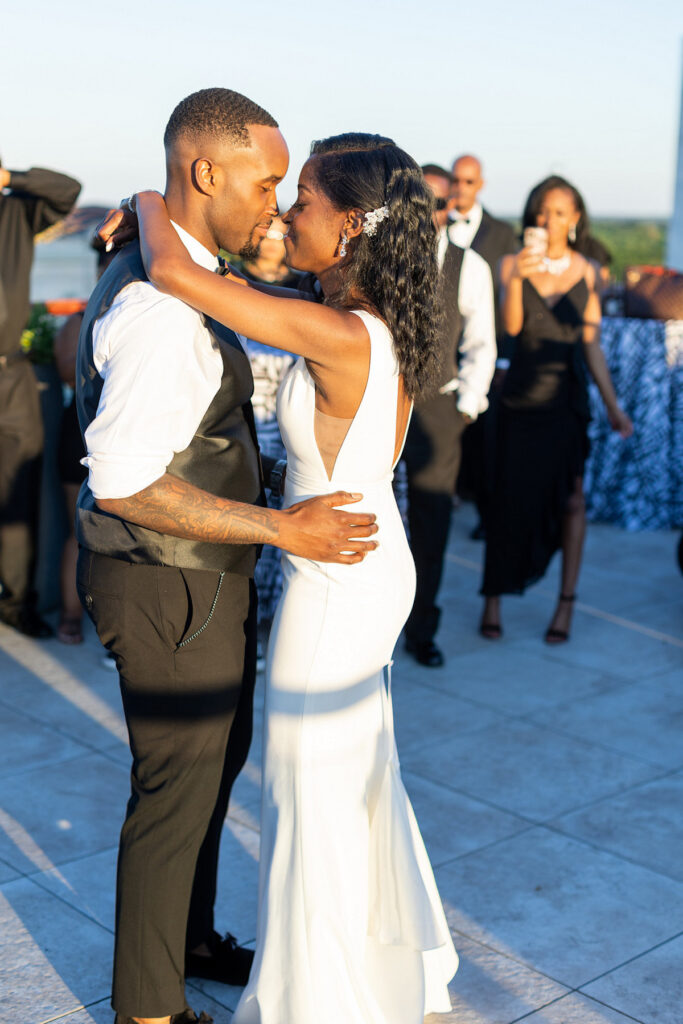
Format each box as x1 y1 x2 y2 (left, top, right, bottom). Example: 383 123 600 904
76 88 377 1024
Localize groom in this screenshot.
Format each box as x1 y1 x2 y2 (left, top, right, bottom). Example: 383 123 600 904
76 88 378 1024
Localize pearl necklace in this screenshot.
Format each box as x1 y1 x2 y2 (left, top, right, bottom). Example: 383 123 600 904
542 252 572 276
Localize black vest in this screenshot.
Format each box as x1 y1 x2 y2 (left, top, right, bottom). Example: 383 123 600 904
76 243 264 575
434 241 465 391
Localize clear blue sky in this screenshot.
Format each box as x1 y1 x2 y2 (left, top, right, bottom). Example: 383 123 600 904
1 0 681 218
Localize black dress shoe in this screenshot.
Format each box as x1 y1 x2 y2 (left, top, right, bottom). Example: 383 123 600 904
405 639 444 667
0 603 54 638
185 931 254 987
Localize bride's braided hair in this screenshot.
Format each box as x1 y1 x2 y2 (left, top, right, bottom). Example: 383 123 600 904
309 133 440 399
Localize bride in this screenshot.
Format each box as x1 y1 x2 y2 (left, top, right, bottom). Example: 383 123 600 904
132 133 458 1023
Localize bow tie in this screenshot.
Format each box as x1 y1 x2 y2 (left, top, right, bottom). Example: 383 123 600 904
452 217 470 226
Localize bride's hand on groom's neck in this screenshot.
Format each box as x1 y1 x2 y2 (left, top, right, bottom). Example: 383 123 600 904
95 205 138 253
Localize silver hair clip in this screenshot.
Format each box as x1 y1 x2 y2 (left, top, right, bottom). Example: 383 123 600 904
362 205 390 236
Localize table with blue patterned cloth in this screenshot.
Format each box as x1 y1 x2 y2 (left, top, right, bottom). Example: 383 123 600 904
585 317 683 530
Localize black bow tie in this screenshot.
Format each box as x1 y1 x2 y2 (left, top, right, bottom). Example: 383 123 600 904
452 217 470 226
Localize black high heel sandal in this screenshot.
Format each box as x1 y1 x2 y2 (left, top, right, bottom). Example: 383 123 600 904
544 593 576 644
479 618 503 640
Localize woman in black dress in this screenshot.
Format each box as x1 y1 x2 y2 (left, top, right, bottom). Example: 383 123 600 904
480 176 632 643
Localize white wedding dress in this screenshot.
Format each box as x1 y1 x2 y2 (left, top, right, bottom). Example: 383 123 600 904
233 311 458 1024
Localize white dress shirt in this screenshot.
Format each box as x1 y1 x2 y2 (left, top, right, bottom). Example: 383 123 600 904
447 201 483 250
82 223 227 499
436 225 496 419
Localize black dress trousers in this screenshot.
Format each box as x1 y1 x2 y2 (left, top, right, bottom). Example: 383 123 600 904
77 549 257 1018
403 393 467 645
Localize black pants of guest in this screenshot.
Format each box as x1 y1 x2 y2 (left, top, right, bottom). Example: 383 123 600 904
403 394 467 645
77 549 257 1019
0 360 43 609
457 391 500 527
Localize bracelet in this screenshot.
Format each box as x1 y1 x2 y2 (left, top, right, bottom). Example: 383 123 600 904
120 195 136 214
269 459 287 497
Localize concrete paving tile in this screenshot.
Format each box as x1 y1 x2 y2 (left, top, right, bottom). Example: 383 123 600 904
581 524 679 572
402 641 618 717
184 977 244 1017
0 857 20 884
0 875 112 1024
213 818 260 944
529 674 683 770
535 616 683 683
402 771 529 867
391 680 503 754
59 989 234 1022
32 846 117 931
553 771 683 883
635 598 683 641
0 752 128 874
0 700 91 780
595 595 683 641
0 630 119 697
581 932 683 1024
98 742 132 769
517 991 643 1022
426 932 569 1024
402 719 658 821
570 565 673 613
0 642 128 752
436 827 683 990
227 753 262 830
36 817 260 946
645 665 683 691
48 998 113 1024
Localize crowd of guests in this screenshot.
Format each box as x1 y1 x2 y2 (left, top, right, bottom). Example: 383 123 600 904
0 152 632 659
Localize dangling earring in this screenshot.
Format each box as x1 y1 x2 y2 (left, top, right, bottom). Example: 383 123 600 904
568 224 577 243
339 233 348 258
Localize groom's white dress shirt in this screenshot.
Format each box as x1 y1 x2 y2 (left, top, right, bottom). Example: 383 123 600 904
83 223 237 500
436 224 495 419
447 201 483 251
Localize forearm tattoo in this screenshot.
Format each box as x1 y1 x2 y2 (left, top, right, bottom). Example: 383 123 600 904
102 474 281 545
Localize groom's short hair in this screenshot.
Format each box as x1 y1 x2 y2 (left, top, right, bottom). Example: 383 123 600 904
164 88 278 149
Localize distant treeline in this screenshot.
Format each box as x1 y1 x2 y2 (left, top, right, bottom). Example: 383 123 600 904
504 218 668 281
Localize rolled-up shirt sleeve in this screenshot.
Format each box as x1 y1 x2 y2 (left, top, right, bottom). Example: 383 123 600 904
82 281 222 500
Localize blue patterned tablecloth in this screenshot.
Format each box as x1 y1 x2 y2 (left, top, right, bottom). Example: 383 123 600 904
585 317 683 530
247 341 296 624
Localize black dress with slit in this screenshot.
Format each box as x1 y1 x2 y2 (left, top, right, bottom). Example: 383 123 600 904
481 278 591 596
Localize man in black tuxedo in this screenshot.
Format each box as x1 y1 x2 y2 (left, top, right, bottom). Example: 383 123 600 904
77 89 377 1024
403 165 495 667
449 154 518 313
449 154 518 537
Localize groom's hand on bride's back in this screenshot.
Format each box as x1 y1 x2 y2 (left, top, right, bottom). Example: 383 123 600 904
281 492 378 564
